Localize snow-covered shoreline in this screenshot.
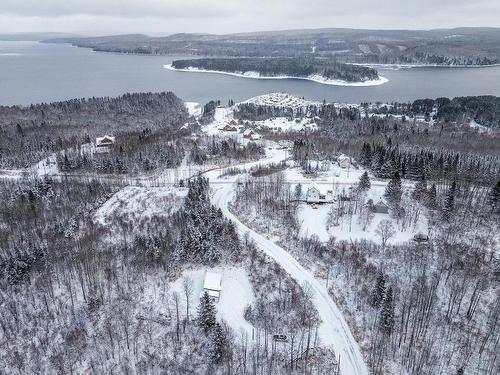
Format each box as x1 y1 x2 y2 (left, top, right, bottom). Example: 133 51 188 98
164 64 388 87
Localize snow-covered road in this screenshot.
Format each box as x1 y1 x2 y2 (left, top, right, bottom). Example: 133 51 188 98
211 184 369 375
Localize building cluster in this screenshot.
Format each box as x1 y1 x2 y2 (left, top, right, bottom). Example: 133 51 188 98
221 119 261 140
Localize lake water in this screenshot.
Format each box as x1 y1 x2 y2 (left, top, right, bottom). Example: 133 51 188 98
2 41 500 106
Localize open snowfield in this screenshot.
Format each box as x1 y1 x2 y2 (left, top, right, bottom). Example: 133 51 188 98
95 186 187 227
240 92 321 109
254 116 318 132
165 64 388 86
185 101 202 117
169 267 255 336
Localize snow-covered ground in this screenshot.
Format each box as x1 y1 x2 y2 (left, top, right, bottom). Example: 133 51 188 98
212 185 369 375
169 267 255 336
164 64 388 86
240 92 321 109
185 101 202 118
254 116 317 132
95 186 187 227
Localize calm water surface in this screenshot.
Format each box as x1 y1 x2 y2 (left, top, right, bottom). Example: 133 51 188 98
2 41 500 106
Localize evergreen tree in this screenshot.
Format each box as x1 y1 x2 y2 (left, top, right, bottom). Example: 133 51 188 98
412 176 427 201
208 322 227 364
489 180 500 214
370 271 386 308
427 183 437 209
198 292 217 334
379 287 394 336
384 171 402 208
443 180 457 221
358 171 371 192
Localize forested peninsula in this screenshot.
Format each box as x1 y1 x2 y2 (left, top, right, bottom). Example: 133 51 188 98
170 57 381 84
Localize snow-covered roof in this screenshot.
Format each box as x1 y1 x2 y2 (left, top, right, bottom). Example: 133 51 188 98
204 271 222 291
375 200 388 207
338 154 350 161
243 129 254 136
96 135 115 145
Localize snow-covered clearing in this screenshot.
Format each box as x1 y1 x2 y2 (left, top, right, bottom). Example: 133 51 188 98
240 92 321 109
164 64 388 86
169 267 255 337
254 116 317 132
185 101 202 117
95 186 187 227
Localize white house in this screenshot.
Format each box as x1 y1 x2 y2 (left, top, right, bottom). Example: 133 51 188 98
306 186 333 204
95 135 115 153
202 271 222 303
338 155 351 169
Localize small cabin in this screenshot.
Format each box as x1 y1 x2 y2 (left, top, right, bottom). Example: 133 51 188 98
372 200 389 214
202 271 222 303
95 135 115 153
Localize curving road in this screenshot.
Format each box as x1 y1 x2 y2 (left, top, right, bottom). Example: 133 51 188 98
211 184 369 375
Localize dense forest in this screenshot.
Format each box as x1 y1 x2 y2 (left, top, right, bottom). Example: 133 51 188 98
0 175 338 374
47 27 500 66
0 92 189 168
171 57 380 83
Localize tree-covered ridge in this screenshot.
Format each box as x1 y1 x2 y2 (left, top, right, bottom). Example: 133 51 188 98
171 57 380 83
368 96 500 128
48 27 500 66
0 92 189 168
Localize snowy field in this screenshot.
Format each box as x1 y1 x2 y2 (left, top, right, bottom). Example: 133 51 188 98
254 116 318 132
95 186 187 228
240 92 321 109
169 267 255 336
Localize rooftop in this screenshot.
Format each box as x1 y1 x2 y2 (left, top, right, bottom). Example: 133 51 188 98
204 271 222 291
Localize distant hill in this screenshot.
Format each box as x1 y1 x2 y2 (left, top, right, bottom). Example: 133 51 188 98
44 27 500 66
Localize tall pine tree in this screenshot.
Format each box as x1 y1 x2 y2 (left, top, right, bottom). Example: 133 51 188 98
379 287 395 336
198 292 217 334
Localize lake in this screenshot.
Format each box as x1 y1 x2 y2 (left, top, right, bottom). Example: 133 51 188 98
2 41 500 106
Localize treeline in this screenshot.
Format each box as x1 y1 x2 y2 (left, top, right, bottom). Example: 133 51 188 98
58 129 186 175
368 96 500 128
235 102 359 122
172 57 379 83
0 92 189 168
359 141 500 185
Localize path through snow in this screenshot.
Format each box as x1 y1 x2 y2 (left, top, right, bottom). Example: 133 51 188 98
211 184 369 375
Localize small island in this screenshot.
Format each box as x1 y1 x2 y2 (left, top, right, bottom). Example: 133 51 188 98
167 57 387 86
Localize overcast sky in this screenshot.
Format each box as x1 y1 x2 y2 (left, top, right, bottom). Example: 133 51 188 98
1 0 499 35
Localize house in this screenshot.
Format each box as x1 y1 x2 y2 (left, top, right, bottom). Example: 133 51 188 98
222 123 238 132
243 129 261 140
95 135 115 153
306 186 334 204
338 155 351 169
202 271 222 303
372 200 389 214
222 119 239 132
